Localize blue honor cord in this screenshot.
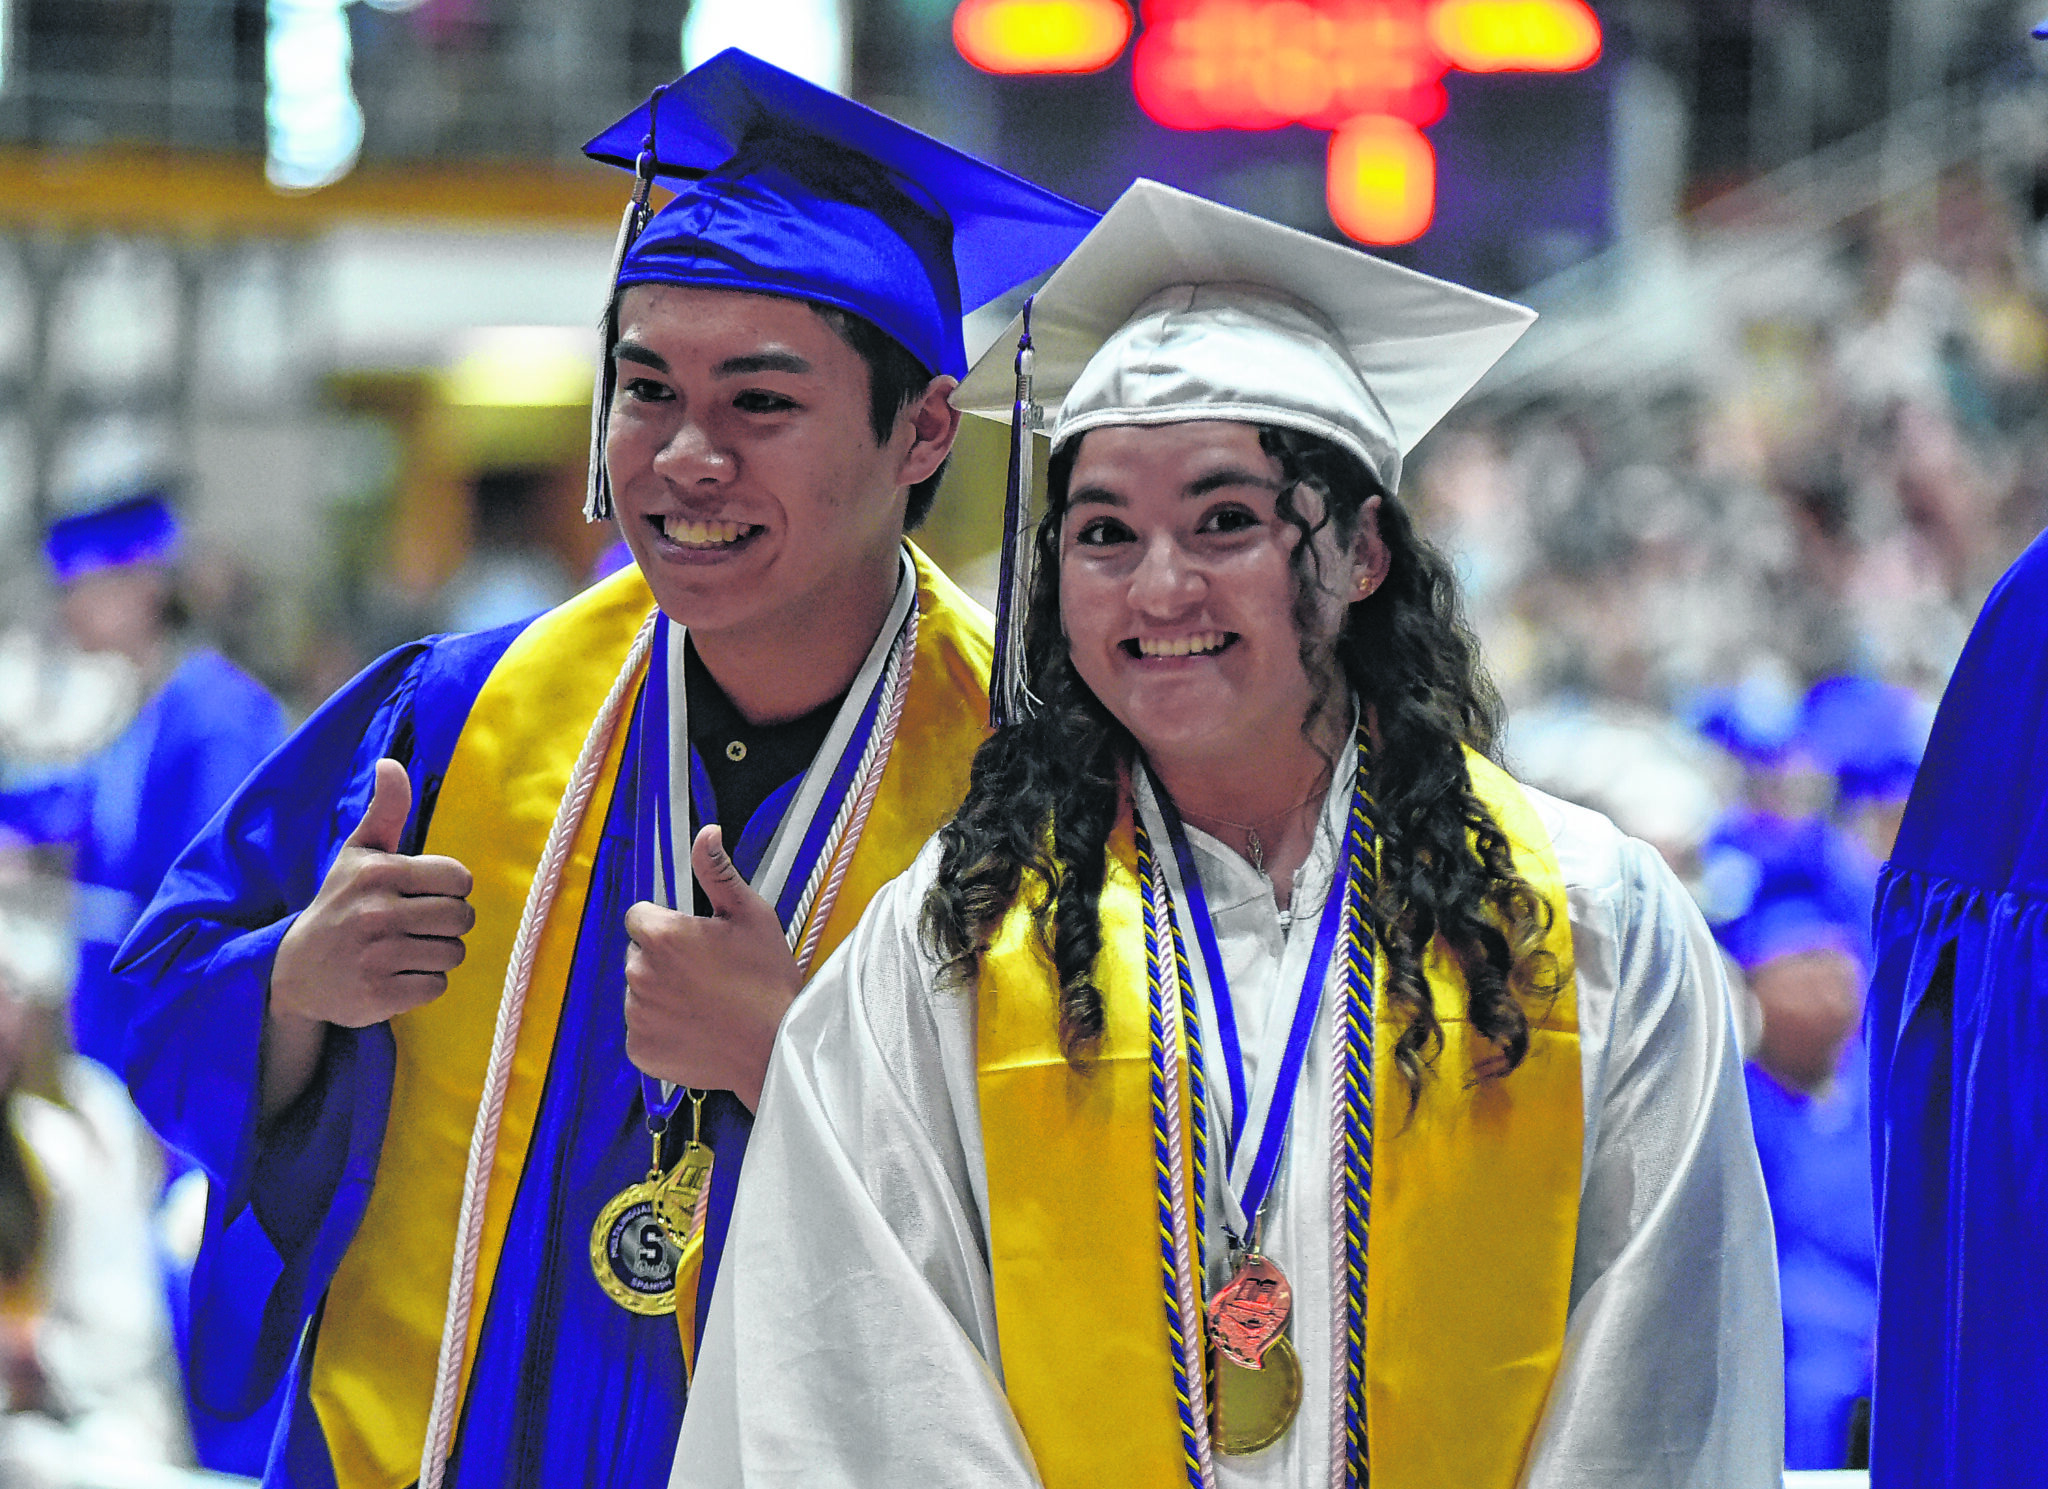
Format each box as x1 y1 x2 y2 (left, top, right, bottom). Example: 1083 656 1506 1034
634 615 688 1133
1151 767 1366 1232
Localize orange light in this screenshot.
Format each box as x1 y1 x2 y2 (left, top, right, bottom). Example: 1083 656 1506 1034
1133 0 1449 131
1327 114 1435 243
954 0 1135 74
1427 0 1601 73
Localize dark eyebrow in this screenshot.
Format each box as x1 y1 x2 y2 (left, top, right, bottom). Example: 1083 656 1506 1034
1066 485 1126 508
713 351 813 378
1186 467 1284 498
614 339 668 372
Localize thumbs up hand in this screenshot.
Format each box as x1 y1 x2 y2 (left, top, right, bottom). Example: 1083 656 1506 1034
623 825 803 1112
271 758 477 1031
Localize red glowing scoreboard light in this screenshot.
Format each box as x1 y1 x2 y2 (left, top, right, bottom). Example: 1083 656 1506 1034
953 0 1602 245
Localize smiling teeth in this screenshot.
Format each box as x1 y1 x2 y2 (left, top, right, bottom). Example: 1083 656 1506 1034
1137 632 1229 658
663 516 753 546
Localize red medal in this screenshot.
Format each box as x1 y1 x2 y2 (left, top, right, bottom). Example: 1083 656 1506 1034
1207 1252 1292 1369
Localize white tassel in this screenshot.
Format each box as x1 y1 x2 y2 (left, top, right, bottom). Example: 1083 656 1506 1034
989 298 1040 728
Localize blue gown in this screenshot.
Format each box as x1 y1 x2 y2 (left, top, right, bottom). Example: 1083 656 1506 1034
116 624 811 1488
1745 1047 1875 1468
0 648 286 1070
1867 525 2048 1488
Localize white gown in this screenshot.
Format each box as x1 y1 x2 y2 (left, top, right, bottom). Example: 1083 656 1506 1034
672 757 1784 1488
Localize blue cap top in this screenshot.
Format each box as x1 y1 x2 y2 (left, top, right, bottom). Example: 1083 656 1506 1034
584 49 1100 380
1796 675 1930 804
2035 17 2048 39
1688 674 1803 768
45 491 180 584
1702 808 1876 971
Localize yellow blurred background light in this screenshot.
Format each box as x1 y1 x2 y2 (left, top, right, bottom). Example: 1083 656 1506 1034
953 0 1135 75
1427 0 1602 74
442 326 599 410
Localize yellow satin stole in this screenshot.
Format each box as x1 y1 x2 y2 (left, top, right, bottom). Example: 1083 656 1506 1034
977 751 1581 1489
310 546 991 1489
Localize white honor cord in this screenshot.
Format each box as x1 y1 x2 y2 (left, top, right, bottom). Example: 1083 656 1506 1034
787 597 916 976
418 610 659 1489
664 553 917 918
1152 866 1219 1488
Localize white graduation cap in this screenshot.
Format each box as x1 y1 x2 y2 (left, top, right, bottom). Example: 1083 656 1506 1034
956 178 1536 726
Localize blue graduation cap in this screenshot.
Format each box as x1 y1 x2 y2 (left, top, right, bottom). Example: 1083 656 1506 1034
1866 526 2048 1482
45 489 181 584
580 49 1099 519
1701 807 1875 970
1796 674 1930 804
1687 672 1803 769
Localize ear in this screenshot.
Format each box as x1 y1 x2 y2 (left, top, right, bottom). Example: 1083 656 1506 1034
1350 494 1392 601
895 375 962 489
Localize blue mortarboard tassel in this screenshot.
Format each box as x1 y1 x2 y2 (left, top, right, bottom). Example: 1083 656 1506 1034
585 87 667 523
990 297 1039 729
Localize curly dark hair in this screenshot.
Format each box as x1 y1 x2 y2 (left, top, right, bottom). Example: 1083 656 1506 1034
922 425 1558 1107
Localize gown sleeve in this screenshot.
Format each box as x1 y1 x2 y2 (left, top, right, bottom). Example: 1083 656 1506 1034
672 845 1041 1489
1522 829 1785 1488
0 767 92 849
111 641 439 1420
147 654 292 886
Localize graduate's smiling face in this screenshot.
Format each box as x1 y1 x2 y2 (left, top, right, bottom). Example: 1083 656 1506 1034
604 284 955 646
1058 421 1379 776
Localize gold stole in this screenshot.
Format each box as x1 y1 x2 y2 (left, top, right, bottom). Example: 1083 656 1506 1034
976 751 1581 1489
310 547 991 1489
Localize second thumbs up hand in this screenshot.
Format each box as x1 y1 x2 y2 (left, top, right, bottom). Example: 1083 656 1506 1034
271 757 478 1030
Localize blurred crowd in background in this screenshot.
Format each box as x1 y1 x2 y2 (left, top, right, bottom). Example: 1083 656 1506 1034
4 0 2048 1483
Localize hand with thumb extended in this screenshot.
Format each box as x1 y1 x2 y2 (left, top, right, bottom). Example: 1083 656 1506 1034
624 824 802 1111
272 758 476 1033
346 753 413 854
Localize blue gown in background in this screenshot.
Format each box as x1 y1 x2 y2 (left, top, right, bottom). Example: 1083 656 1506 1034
0 646 287 1473
1746 1045 1876 1468
1867 525 2048 1488
0 647 286 1069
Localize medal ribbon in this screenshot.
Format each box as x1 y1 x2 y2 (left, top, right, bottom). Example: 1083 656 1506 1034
628 552 917 1131
638 553 917 938
1146 767 1361 1240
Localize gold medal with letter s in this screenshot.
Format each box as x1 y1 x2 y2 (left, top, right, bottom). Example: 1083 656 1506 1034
590 1176 682 1316
591 1092 715 1315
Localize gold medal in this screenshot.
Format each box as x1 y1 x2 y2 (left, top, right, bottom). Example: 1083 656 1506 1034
591 1103 710 1316
654 1139 714 1240
1210 1330 1304 1455
1207 1249 1302 1454
589 1179 682 1315
652 1092 715 1242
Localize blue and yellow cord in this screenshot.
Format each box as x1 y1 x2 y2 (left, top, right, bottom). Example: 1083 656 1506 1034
1140 823 1209 1488
1141 743 1379 1485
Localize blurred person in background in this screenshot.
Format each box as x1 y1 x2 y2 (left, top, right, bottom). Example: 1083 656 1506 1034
0 956 189 1487
0 478 286 1074
1716 865 1876 1472
112 52 1095 1489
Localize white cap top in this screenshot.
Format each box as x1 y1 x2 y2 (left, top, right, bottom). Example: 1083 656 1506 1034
954 179 1536 493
